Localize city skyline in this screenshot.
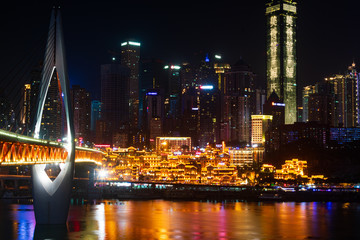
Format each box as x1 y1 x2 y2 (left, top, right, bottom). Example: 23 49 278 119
1 1 360 99
1 4 360 237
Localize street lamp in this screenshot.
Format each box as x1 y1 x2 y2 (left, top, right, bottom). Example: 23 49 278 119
98 169 108 179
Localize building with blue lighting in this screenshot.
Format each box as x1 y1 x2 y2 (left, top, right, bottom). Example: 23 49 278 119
90 100 102 134
266 121 360 153
329 127 360 145
143 89 164 148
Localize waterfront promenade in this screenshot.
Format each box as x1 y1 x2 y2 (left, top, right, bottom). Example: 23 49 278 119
1 175 360 202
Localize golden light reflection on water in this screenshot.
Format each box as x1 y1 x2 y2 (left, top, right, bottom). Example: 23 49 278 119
68 201 360 239
70 201 329 239
3 200 360 239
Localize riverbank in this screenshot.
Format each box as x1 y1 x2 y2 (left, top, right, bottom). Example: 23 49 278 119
75 183 360 202
3 182 360 202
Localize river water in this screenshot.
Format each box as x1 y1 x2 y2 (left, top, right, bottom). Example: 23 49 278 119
0 200 360 239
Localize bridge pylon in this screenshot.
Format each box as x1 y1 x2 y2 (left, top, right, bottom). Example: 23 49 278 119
32 7 75 225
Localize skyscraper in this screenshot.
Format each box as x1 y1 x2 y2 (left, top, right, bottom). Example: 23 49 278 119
41 70 62 140
345 62 360 127
180 63 196 89
210 54 231 92
181 86 200 146
71 85 91 143
29 66 42 135
302 85 316 122
21 84 31 132
222 59 255 145
263 91 285 127
251 115 273 147
90 100 102 133
312 63 360 127
143 89 164 148
121 40 140 130
308 92 333 126
197 54 217 87
266 0 297 124
199 85 220 147
163 64 182 136
139 58 166 127
101 63 130 145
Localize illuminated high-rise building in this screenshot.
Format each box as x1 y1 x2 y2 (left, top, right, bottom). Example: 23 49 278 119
213 54 231 92
345 62 360 127
21 84 31 131
251 115 273 146
121 40 141 130
302 85 316 122
266 0 297 124
319 62 360 127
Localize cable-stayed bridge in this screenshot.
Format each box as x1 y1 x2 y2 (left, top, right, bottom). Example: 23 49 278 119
0 7 102 224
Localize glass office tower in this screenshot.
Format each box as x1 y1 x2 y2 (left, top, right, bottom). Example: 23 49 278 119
266 0 297 124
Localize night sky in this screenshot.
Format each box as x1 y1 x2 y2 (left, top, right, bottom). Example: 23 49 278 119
1 0 360 99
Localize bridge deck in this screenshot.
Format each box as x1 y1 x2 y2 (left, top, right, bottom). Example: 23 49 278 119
0 129 103 165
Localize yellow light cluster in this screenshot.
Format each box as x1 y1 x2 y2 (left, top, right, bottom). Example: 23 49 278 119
274 159 308 180
269 15 278 82
285 16 295 79
112 151 253 185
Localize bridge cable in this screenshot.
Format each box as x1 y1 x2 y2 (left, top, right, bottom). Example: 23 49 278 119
0 24 55 133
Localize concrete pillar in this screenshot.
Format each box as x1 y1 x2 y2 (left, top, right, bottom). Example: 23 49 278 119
32 160 74 224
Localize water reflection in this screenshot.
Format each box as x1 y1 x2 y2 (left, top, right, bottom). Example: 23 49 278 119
10 204 35 240
33 225 68 240
1 200 360 239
